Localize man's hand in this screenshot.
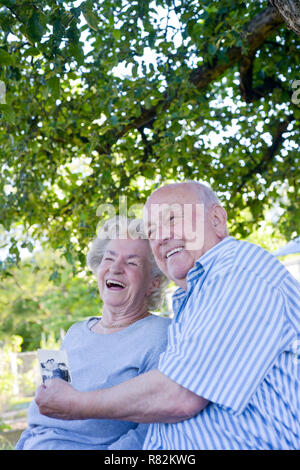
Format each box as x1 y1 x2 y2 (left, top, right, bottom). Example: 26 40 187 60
35 378 83 420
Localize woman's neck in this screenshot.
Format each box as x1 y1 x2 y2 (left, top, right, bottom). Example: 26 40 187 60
93 304 151 334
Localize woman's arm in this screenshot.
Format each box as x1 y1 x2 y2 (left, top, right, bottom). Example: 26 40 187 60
36 370 208 423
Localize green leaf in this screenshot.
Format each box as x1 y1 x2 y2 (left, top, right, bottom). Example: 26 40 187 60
0 48 13 65
49 270 61 284
0 12 13 32
64 252 73 264
113 29 121 40
53 18 65 39
26 13 46 43
68 42 84 65
23 46 40 57
132 63 138 77
208 43 217 56
1 106 15 124
110 115 118 125
82 9 99 31
148 30 156 48
1 1 17 6
47 76 60 100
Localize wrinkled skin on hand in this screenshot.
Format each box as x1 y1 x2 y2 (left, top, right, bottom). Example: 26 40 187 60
35 378 82 420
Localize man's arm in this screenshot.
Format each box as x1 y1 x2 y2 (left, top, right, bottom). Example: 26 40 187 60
36 369 209 423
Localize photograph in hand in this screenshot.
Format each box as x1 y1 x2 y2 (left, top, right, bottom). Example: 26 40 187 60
38 349 72 384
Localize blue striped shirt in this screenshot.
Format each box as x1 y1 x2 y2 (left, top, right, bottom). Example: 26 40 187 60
143 236 300 450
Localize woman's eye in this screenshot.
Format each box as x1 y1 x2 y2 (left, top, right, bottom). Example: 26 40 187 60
147 226 156 238
128 262 137 266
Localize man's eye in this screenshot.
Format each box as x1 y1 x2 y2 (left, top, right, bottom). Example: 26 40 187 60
128 262 137 266
104 257 113 261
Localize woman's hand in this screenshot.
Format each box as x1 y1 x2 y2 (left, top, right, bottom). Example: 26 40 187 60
35 378 83 420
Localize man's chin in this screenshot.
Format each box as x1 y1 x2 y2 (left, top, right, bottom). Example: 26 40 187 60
166 253 193 279
167 266 190 285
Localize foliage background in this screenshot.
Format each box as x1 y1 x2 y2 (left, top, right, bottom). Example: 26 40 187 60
0 0 299 349
0 249 100 350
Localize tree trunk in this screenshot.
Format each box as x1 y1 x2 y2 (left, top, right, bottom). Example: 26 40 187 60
270 0 300 35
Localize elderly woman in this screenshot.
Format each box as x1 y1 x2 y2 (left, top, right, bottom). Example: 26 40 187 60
15 217 170 450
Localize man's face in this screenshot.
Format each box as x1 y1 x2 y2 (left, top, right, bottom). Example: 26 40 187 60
143 184 209 290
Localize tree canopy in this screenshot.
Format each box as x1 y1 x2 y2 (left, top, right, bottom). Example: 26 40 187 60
0 0 299 273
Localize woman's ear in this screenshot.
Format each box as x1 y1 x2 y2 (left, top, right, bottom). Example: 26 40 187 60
146 276 161 296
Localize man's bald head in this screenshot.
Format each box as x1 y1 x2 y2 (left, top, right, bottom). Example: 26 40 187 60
147 181 220 212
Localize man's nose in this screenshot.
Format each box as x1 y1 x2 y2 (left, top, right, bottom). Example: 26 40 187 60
158 221 174 242
151 226 173 247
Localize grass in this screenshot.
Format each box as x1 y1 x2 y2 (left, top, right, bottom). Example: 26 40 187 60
0 434 14 451
0 395 32 450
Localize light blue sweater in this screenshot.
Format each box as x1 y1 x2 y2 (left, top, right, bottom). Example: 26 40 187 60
15 314 171 450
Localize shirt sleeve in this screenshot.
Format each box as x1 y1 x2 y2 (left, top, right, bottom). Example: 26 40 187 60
158 268 285 415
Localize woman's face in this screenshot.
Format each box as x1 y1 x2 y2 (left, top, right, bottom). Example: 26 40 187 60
97 238 155 314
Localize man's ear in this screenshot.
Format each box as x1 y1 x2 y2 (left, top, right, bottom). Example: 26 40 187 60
146 276 161 296
210 205 228 238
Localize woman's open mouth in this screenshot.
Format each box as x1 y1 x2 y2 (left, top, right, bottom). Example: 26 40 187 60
106 279 126 290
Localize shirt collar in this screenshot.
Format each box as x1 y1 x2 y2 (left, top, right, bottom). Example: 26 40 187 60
172 236 237 307
193 235 236 273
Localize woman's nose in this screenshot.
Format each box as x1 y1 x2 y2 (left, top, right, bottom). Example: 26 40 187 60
110 259 125 273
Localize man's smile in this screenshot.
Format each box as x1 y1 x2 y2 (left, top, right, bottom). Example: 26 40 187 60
165 246 184 259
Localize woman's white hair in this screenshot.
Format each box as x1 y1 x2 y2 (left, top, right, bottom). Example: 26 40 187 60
86 216 168 311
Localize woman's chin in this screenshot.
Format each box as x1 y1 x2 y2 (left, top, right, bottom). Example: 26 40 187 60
102 291 127 307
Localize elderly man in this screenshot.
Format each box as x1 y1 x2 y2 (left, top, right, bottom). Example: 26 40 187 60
36 181 300 450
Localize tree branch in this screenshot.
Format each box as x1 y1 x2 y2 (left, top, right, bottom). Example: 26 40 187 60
270 0 300 36
138 127 154 162
189 5 283 88
237 114 295 192
239 52 283 102
109 5 284 139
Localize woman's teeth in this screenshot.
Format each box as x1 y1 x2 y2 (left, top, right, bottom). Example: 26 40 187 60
106 280 126 288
